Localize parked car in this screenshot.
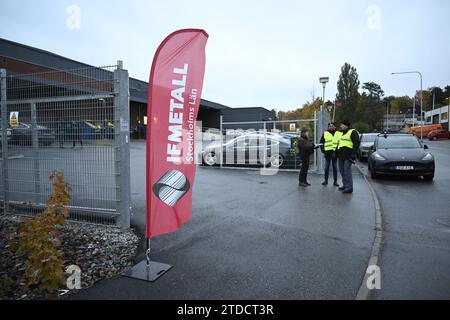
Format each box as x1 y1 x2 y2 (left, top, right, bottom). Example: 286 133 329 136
9 122 56 146
279 131 302 141
79 120 102 140
100 120 115 139
368 133 435 180
202 133 293 168
427 130 450 140
357 133 378 161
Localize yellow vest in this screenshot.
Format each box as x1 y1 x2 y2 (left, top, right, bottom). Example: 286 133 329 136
333 131 343 150
324 131 341 151
338 129 356 150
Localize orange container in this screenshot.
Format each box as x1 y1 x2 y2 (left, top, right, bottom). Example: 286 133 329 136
410 124 443 137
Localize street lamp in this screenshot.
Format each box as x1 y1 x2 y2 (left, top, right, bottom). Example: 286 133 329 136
391 71 423 140
319 77 329 113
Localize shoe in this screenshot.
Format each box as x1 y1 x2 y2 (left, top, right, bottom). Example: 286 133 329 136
322 181 328 186
343 189 353 194
333 182 340 187
299 182 309 187
305 182 311 186
338 187 345 191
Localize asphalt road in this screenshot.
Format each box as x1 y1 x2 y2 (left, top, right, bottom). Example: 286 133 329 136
72 141 376 299
357 139 450 299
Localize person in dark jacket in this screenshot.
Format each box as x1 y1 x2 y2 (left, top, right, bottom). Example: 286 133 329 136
298 128 319 187
71 120 83 148
320 122 341 186
57 118 67 148
336 120 360 194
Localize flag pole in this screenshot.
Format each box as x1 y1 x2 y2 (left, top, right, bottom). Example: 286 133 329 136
146 237 151 267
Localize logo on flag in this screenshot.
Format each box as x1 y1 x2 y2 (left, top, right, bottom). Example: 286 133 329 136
153 170 191 207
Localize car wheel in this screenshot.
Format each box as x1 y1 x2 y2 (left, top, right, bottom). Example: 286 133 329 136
370 166 379 179
270 154 284 168
423 173 434 181
203 152 217 166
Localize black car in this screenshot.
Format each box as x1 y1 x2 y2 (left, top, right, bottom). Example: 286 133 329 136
368 134 435 180
202 133 293 168
10 122 56 146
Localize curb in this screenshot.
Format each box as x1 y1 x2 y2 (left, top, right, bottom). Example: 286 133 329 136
355 164 384 300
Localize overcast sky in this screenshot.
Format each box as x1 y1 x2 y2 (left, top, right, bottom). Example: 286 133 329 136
1 0 449 111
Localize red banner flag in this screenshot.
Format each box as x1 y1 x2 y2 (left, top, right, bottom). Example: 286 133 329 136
146 29 208 238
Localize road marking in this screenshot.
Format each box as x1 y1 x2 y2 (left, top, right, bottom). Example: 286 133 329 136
355 165 384 300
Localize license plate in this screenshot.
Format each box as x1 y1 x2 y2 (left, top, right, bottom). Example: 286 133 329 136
396 166 414 170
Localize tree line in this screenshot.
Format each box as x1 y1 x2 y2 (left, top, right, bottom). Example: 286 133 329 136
278 62 450 133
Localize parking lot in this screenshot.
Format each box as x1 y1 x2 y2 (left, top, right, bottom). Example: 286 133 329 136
73 140 376 299
1 142 117 214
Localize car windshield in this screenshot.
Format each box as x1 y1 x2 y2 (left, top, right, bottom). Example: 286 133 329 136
361 135 377 143
377 136 421 149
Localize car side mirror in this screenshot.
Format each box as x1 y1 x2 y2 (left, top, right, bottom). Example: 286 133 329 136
370 145 375 151
424 145 429 150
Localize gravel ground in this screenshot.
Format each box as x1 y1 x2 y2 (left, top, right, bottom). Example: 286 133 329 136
0 214 139 300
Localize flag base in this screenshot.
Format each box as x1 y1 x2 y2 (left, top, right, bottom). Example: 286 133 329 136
122 260 172 282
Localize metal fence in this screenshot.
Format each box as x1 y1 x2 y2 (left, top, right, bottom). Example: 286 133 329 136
200 111 328 172
0 63 131 228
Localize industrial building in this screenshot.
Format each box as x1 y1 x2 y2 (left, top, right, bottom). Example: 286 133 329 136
0 38 275 135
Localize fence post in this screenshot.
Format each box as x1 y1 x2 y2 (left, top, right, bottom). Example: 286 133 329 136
0 69 8 214
316 110 323 174
114 62 131 229
31 103 42 205
263 121 267 167
220 115 223 169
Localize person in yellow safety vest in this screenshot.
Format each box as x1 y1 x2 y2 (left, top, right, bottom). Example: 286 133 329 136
319 122 342 186
336 120 360 194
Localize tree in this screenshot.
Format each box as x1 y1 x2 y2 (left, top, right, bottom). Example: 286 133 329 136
362 82 384 99
389 96 414 114
336 63 360 124
429 87 445 107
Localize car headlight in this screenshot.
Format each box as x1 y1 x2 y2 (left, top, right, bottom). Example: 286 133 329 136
374 153 386 161
422 153 433 161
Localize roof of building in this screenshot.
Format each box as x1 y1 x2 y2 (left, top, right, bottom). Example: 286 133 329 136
0 37 229 110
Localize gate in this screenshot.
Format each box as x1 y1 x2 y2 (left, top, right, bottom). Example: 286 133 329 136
209 110 329 172
0 63 131 228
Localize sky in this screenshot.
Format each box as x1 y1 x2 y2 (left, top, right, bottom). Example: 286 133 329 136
1 0 449 112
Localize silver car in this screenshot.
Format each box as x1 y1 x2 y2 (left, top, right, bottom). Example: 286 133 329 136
357 133 378 161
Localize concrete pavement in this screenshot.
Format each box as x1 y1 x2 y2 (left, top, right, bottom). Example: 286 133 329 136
72 141 376 299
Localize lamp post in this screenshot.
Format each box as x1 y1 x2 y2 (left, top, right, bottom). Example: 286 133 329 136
319 77 329 113
391 71 423 140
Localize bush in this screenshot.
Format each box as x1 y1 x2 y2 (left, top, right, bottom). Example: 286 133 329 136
12 171 71 294
352 122 370 133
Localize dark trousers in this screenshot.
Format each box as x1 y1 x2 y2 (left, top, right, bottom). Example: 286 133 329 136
299 157 310 183
338 157 353 190
72 135 83 148
324 157 338 183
